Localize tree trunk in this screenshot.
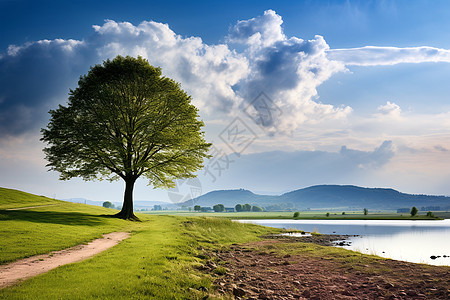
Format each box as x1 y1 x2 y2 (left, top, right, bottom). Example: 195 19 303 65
114 176 139 220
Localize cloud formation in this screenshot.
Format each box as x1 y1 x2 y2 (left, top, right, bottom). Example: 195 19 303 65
2 9 450 139
0 10 354 137
327 46 450 66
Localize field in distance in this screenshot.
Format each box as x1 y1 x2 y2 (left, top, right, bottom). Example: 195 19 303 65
144 210 450 220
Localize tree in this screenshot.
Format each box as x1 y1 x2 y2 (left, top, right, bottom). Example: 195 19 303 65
243 203 252 212
293 211 300 218
41 56 211 220
235 204 243 212
251 205 263 212
153 205 162 211
103 201 114 208
410 206 418 217
194 205 201 212
363 208 368 215
213 204 225 212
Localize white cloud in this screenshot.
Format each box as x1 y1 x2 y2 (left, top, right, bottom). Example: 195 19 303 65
227 9 285 48
376 101 402 118
327 46 450 66
0 10 354 137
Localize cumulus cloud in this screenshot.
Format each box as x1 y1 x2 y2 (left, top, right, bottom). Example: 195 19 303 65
0 9 354 138
327 46 450 66
227 9 285 48
376 101 401 118
2 10 450 138
228 11 351 134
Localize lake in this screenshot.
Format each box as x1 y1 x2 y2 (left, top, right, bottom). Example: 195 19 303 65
238 219 450 266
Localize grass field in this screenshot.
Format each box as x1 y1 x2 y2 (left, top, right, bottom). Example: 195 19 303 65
144 210 447 220
1 187 448 298
0 187 279 299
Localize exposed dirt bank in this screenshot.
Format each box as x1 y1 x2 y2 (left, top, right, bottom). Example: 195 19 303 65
0 232 130 289
205 236 450 299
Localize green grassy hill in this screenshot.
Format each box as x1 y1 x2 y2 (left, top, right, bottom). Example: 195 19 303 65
0 187 278 299
0 187 65 210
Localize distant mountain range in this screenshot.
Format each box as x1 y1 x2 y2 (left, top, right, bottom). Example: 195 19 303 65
183 185 450 211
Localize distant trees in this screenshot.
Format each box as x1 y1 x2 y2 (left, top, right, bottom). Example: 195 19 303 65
251 205 263 212
234 203 264 212
102 201 114 208
153 205 162 211
243 204 252 212
410 206 418 217
363 208 368 215
293 212 300 218
426 211 435 218
213 204 225 212
194 205 201 212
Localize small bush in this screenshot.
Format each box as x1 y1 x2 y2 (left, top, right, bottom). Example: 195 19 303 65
426 211 435 218
326 212 330 217
293 212 300 218
341 212 345 215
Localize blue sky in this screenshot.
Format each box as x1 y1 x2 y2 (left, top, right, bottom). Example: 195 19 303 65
2 0 450 204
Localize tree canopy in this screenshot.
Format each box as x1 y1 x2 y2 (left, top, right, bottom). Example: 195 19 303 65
41 56 211 220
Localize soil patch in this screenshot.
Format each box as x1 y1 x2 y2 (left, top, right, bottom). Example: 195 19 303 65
206 237 450 299
0 232 130 289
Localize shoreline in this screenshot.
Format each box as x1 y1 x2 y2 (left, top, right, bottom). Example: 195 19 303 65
206 235 450 299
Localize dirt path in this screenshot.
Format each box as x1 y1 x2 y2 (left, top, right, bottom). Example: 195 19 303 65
0 232 130 289
207 239 450 299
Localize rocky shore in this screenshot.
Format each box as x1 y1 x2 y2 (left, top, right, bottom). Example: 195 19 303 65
202 235 450 299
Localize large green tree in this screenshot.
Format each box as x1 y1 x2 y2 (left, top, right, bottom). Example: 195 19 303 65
41 56 211 220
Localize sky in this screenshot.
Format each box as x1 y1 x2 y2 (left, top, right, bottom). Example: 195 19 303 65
2 0 450 205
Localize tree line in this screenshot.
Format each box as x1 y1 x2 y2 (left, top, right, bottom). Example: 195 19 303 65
193 203 263 212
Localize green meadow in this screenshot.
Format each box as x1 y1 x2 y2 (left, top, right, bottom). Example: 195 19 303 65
0 187 278 299
1 187 448 299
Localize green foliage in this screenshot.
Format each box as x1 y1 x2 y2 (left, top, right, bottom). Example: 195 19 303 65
293 211 300 218
243 203 252 212
213 204 225 212
41 56 211 219
426 211 435 217
342 212 345 215
363 208 368 215
251 205 263 212
410 206 418 217
235 204 243 212
326 212 330 217
194 205 201 212
102 201 113 208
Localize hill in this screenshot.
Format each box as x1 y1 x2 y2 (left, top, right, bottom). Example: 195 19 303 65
0 187 64 209
184 185 450 211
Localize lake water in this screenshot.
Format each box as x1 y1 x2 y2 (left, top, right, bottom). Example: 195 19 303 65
238 219 450 266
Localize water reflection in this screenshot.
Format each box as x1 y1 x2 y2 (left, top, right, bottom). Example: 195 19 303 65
238 219 450 266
